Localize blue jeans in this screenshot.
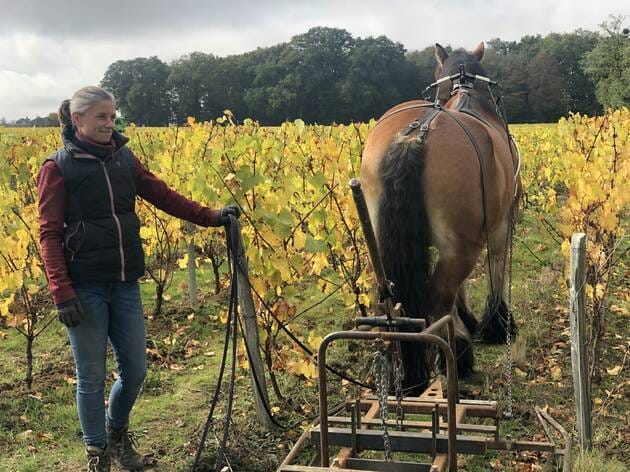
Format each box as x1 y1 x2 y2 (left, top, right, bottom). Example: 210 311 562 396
67 281 147 448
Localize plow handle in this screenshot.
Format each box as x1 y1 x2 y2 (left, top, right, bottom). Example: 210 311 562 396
349 178 392 301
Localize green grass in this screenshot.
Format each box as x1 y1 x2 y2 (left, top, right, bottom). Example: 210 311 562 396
574 450 627 472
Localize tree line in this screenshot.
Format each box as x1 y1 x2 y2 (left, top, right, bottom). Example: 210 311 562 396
6 16 628 127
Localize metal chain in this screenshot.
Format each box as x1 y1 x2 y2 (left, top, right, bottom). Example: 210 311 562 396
392 345 405 430
370 346 393 461
504 207 516 418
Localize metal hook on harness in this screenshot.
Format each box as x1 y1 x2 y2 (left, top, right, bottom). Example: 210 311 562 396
458 63 466 83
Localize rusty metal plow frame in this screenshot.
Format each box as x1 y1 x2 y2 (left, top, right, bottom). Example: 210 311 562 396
277 179 570 471
277 315 571 472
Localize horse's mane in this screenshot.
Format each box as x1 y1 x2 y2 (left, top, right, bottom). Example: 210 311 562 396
437 49 487 79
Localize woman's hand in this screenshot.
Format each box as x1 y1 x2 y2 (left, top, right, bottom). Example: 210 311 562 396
57 298 85 327
219 204 241 226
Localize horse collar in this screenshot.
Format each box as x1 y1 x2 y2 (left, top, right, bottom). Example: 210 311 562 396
454 93 493 128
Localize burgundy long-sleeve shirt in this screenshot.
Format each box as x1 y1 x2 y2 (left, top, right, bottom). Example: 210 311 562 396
38 137 221 305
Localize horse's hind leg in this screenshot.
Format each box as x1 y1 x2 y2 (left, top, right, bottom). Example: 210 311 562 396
429 245 482 378
479 219 517 343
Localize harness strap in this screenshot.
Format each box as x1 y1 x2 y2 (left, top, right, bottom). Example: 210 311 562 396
403 106 442 142
509 134 522 198
377 103 436 126
457 107 494 130
439 109 495 296
453 89 502 132
453 93 521 199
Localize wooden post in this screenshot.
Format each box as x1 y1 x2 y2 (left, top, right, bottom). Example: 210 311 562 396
233 221 274 429
569 233 592 451
185 222 197 308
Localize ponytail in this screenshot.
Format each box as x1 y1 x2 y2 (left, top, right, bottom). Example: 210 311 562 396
58 99 73 128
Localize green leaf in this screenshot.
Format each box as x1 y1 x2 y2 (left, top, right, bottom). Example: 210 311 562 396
240 173 265 192
305 235 327 253
308 172 327 189
274 208 294 239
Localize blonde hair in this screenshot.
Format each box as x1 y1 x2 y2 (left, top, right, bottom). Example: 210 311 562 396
58 86 116 128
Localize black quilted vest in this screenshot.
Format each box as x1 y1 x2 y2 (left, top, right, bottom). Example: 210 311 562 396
45 131 145 283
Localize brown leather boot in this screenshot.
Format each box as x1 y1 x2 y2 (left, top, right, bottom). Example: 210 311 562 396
106 423 144 470
86 445 111 472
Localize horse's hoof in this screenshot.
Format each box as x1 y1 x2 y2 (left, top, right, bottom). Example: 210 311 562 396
479 299 517 344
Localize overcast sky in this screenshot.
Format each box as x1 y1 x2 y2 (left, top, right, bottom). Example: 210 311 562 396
1 0 627 121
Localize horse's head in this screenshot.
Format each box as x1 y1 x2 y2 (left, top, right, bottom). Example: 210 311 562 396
433 43 487 101
435 42 485 79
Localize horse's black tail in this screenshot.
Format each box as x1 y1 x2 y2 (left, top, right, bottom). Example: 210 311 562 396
377 135 433 395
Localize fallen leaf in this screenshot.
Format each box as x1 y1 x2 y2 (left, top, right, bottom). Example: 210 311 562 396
609 304 625 315
37 432 53 442
307 332 323 351
551 367 562 381
17 430 33 441
606 365 622 376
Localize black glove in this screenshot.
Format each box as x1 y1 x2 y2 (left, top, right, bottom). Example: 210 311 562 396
219 204 241 226
57 298 85 328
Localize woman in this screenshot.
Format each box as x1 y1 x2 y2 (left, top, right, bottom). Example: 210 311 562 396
37 85 239 471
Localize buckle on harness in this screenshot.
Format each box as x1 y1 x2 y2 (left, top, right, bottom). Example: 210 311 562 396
420 123 429 131
409 121 420 129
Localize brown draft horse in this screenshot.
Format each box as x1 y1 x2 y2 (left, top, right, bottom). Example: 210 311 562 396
360 42 521 394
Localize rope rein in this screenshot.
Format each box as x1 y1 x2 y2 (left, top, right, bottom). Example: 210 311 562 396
192 217 371 471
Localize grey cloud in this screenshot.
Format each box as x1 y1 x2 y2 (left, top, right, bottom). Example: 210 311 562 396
2 1 626 49
0 0 627 120
1 0 306 40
